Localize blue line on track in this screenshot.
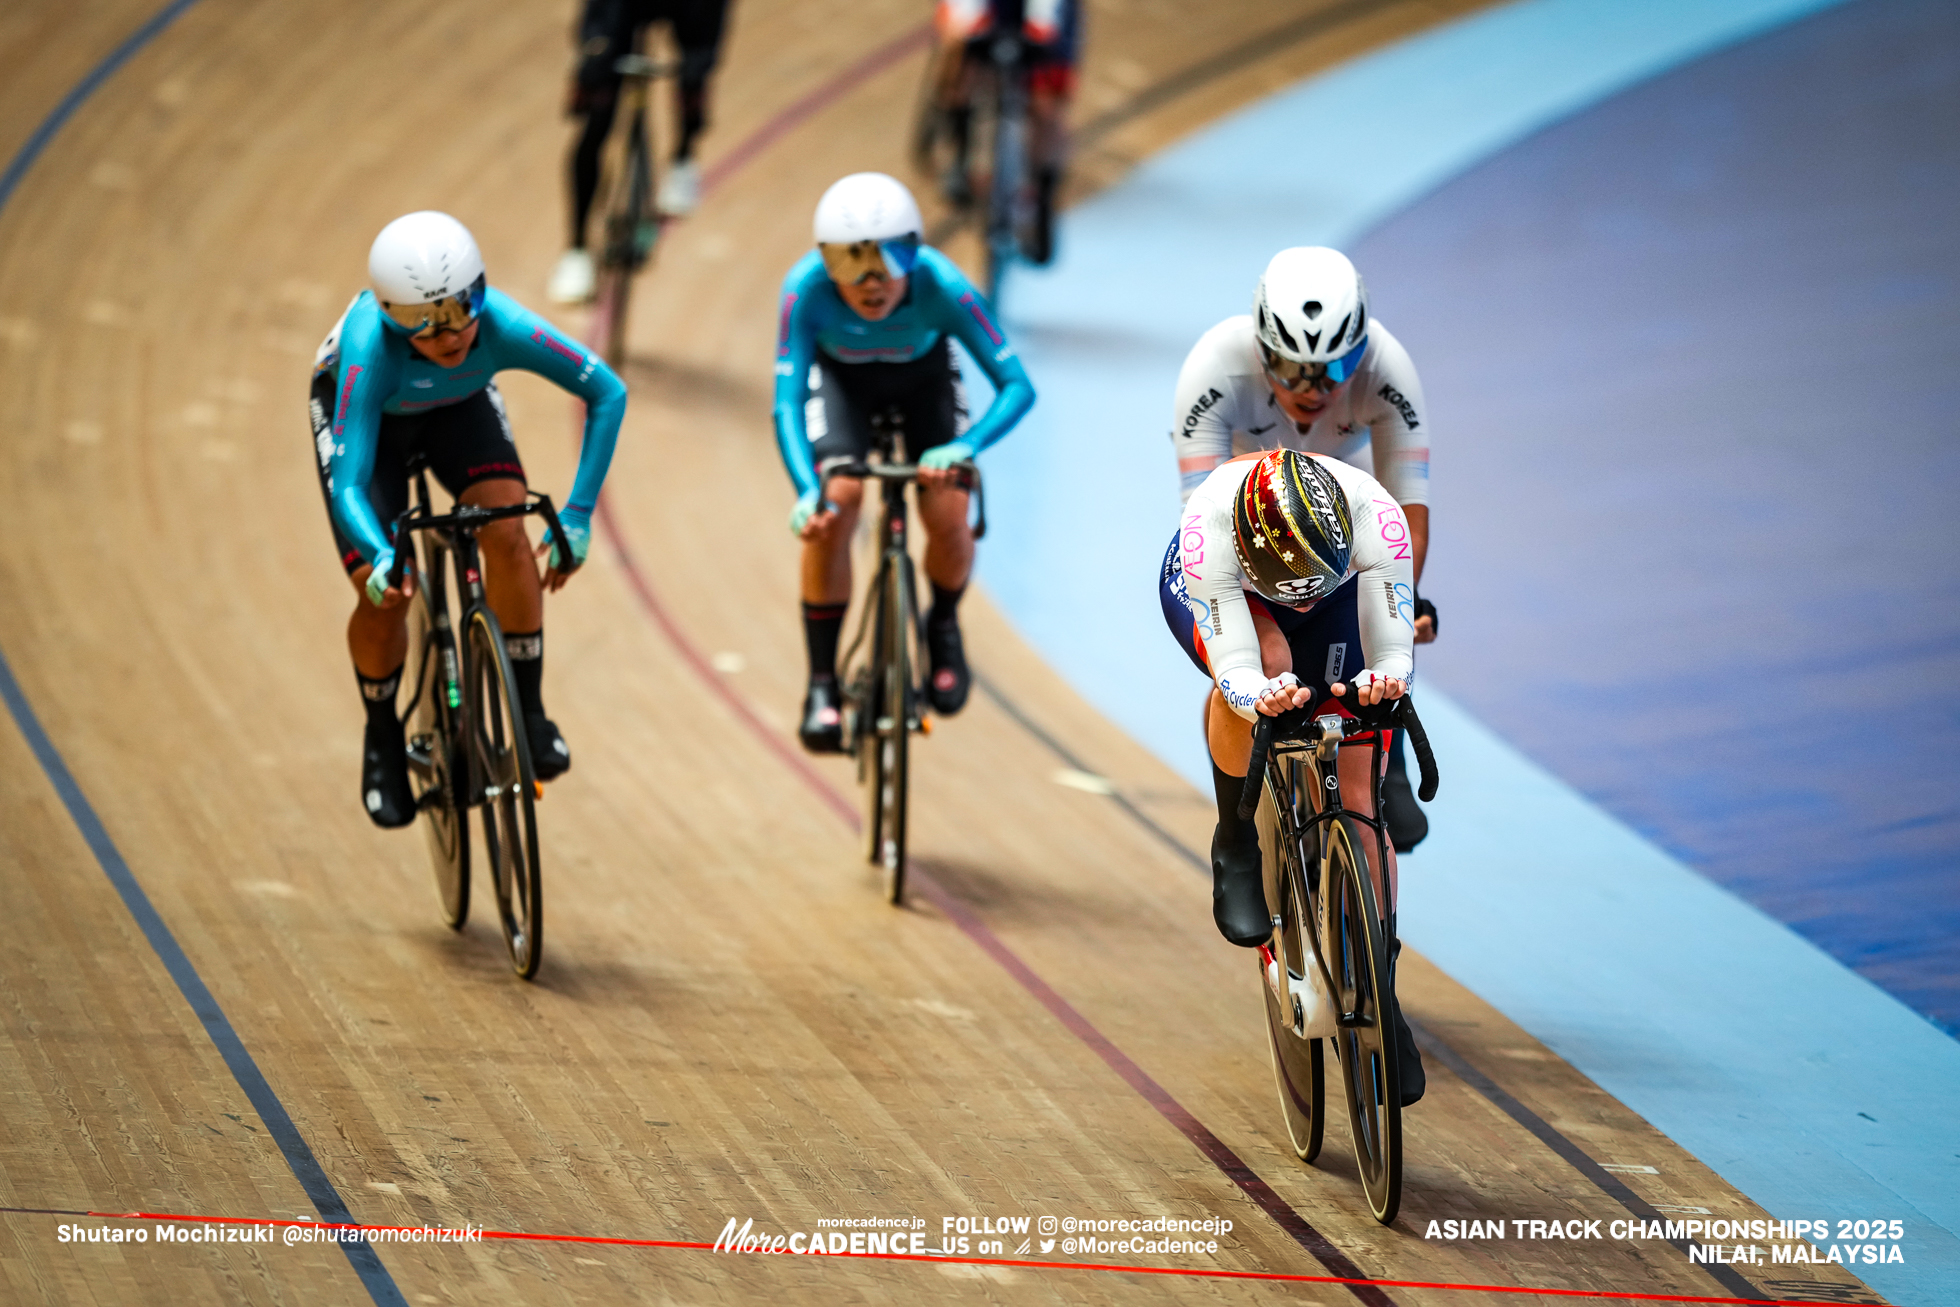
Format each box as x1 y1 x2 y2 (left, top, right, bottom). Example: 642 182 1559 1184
0 5 406 1304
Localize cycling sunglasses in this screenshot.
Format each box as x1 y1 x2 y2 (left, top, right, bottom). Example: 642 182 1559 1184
1259 335 1369 394
380 275 487 338
819 236 922 285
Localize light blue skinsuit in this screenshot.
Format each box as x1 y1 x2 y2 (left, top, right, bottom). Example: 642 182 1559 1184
315 286 627 567
770 246 1035 495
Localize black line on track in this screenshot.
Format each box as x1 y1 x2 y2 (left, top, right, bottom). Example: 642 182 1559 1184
971 668 1773 1302
0 8 405 1304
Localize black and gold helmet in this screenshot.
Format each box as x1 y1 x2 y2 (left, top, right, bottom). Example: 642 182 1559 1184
1232 450 1352 607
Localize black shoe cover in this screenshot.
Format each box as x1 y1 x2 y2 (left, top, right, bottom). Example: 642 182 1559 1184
1383 767 1429 853
362 721 417 829
799 676 845 754
526 712 571 781
1211 826 1270 947
1392 993 1427 1106
926 616 970 715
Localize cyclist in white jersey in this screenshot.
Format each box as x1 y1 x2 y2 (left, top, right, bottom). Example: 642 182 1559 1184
1160 446 1425 1103
1169 247 1437 851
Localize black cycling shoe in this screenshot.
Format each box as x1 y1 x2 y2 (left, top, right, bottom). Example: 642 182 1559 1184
361 721 417 829
1382 766 1429 853
799 675 845 754
925 615 971 716
525 713 571 781
1211 826 1271 947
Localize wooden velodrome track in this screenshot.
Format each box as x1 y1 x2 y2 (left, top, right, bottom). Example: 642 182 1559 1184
0 1 1886 1304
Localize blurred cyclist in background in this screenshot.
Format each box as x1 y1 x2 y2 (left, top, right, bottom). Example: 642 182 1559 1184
314 212 626 827
926 0 1078 263
1169 247 1438 851
550 0 731 304
774 173 1036 751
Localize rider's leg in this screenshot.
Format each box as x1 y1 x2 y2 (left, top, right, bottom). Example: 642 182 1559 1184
346 568 417 828
1381 723 1428 851
462 476 570 780
917 483 976 713
551 82 618 302
661 3 729 214
797 473 862 751
1204 606 1292 946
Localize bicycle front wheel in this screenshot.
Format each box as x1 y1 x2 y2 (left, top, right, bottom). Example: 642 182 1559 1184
404 547 469 929
466 609 542 979
864 558 912 903
1256 756 1325 1163
1324 815 1400 1223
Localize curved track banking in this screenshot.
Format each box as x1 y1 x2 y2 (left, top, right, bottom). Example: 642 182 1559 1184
0 2 1889 1304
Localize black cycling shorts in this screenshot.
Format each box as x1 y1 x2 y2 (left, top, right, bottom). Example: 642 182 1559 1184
309 373 525 575
802 337 967 474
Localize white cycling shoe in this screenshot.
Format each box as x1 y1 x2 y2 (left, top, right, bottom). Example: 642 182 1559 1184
657 159 701 216
547 248 596 304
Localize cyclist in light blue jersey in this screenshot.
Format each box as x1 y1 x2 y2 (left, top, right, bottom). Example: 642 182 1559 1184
311 211 627 827
773 173 1035 751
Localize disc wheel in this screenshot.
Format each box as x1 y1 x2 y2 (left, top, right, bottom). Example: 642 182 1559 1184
466 610 542 979
1325 815 1400 1223
404 553 468 929
1256 757 1325 1162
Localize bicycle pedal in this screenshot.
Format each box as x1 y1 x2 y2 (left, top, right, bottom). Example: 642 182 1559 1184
918 715 933 736
533 780 545 800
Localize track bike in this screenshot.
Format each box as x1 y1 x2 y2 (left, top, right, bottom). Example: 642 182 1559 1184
833 413 983 905
913 30 1050 303
392 460 576 979
1239 693 1438 1224
590 53 676 371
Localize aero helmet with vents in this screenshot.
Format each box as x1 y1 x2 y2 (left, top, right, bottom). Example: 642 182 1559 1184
1252 247 1369 394
368 211 487 337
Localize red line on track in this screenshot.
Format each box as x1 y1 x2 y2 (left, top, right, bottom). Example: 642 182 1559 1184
38 1211 1832 1304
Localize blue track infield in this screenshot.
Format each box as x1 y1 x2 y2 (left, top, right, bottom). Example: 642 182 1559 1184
968 0 1957 1298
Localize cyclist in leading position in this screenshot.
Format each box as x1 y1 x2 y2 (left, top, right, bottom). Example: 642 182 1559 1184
1162 446 1426 1102
1169 247 1438 851
775 172 1036 751
926 0 1079 262
312 211 627 827
548 0 733 303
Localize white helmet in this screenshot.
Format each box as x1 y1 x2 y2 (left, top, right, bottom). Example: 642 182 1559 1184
813 173 924 285
813 172 922 244
368 211 487 335
1253 247 1370 391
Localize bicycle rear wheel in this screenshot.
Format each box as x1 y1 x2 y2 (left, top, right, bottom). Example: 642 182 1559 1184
863 556 913 903
983 68 1029 303
1325 814 1400 1223
594 108 654 370
404 545 469 929
1256 756 1325 1162
466 609 542 979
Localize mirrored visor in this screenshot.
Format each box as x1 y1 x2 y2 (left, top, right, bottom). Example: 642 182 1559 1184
380 275 487 338
818 236 922 285
1259 335 1369 394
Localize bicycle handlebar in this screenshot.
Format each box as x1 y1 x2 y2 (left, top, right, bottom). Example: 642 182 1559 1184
385 493 575 590
1235 693 1440 820
823 459 986 538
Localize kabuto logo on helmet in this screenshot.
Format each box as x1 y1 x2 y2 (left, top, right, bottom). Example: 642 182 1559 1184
1231 450 1353 607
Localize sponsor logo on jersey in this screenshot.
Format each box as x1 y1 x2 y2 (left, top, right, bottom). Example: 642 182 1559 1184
332 364 363 437
1373 497 1412 562
1387 580 1414 627
1179 387 1224 439
776 293 798 357
958 292 1004 346
1378 382 1419 429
